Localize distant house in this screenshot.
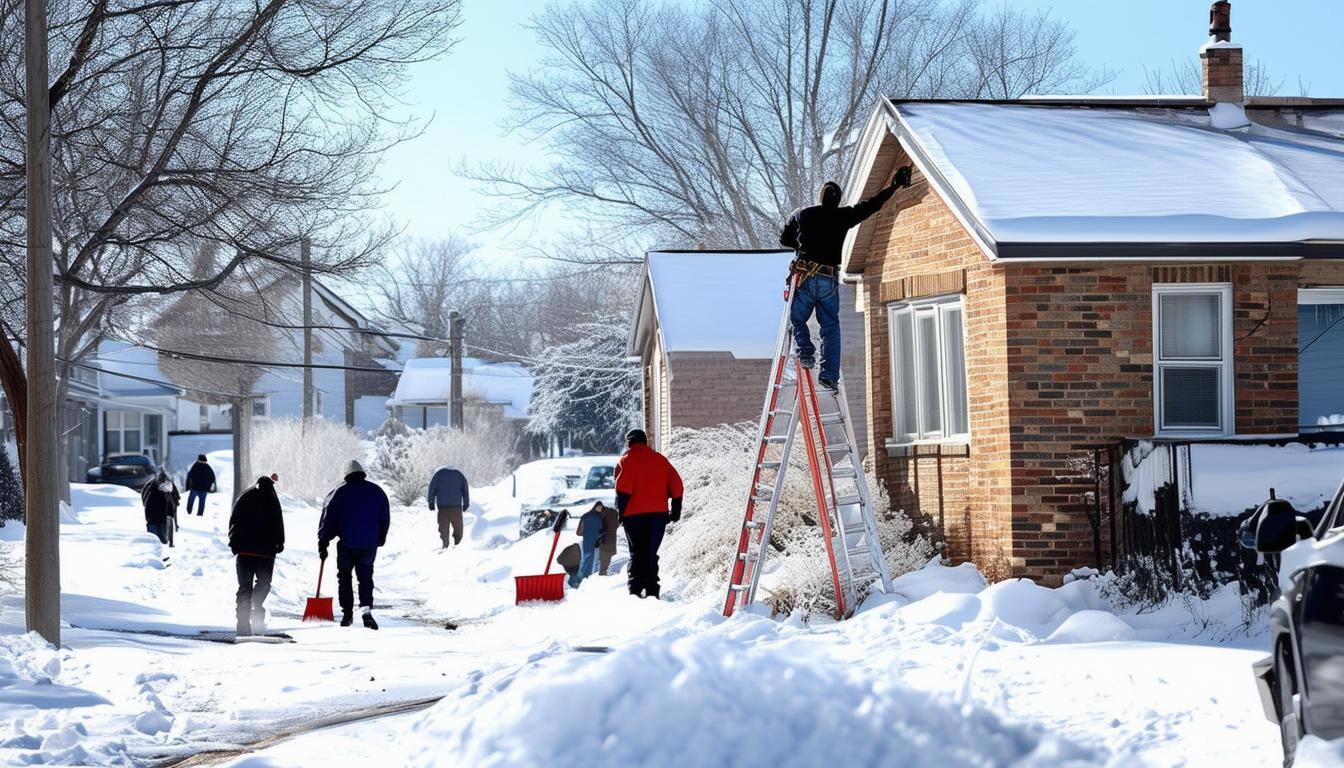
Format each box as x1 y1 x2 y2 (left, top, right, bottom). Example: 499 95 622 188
837 6 1344 581
388 356 534 439
627 250 869 453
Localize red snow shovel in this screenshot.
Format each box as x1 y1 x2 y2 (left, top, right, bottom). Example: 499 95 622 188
303 559 335 622
515 510 569 604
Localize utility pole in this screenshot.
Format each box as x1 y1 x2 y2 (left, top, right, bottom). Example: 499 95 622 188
24 0 60 644
449 311 464 430
301 238 313 421
231 395 253 504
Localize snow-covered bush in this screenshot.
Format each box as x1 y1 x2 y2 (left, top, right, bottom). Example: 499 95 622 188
249 418 365 504
372 416 519 506
659 423 934 618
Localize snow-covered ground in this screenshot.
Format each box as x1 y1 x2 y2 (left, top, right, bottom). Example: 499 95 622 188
0 455 1341 767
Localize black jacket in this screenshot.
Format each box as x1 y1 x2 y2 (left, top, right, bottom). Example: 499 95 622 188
142 479 180 525
185 461 216 492
779 184 898 267
229 476 285 557
319 472 391 549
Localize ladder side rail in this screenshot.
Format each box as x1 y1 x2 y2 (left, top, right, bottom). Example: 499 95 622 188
744 404 802 607
804 379 859 589
795 365 848 619
835 377 894 592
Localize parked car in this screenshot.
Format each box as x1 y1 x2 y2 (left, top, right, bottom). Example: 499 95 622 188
86 453 156 490
515 457 619 538
1243 484 1344 767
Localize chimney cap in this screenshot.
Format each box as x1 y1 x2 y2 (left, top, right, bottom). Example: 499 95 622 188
1209 1 1232 43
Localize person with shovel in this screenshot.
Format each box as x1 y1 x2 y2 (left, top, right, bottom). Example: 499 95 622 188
318 460 391 630
229 474 285 637
614 429 683 599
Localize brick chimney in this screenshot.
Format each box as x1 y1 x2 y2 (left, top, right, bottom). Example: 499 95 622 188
1200 1 1243 103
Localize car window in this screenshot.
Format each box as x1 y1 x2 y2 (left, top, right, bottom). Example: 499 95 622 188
585 466 615 490
1317 478 1344 539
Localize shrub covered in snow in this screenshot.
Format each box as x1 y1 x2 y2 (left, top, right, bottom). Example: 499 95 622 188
372 416 519 506
659 423 934 617
249 418 365 504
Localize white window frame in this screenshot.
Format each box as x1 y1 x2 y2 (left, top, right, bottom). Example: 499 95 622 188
251 396 271 419
886 294 970 446
1152 283 1234 437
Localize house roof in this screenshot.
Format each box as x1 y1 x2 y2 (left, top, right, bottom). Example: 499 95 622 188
627 249 795 360
841 98 1344 270
389 357 533 420
93 341 183 398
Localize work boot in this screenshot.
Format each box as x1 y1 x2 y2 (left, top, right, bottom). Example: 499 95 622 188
362 609 379 631
818 377 839 394
236 624 252 637
798 355 816 369
340 611 353 627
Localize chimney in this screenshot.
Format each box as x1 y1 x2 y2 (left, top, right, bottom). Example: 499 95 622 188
1200 1 1243 103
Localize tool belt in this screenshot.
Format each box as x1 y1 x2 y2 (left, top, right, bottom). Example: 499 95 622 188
789 259 837 281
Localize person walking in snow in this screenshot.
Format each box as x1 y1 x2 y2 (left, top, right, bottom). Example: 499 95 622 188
229 474 285 637
427 464 470 549
184 454 217 517
598 500 620 576
572 501 606 588
779 166 913 392
142 469 180 547
614 430 683 599
318 460 391 630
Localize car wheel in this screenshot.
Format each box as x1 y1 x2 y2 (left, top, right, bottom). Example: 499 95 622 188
1275 640 1300 768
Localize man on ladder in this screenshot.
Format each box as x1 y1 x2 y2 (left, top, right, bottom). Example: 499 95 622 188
779 166 914 392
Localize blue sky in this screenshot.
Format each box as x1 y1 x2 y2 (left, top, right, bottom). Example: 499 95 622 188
371 0 1343 262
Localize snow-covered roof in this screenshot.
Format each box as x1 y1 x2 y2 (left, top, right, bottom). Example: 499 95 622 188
93 341 182 398
629 250 794 360
843 99 1344 267
389 358 533 419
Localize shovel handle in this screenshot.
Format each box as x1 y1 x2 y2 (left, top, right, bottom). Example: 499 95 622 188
315 558 326 599
541 529 562 576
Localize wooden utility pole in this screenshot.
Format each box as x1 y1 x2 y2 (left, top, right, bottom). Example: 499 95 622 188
24 0 60 645
301 238 314 421
449 311 464 429
230 396 253 504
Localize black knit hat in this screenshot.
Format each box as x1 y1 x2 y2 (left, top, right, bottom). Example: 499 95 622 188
625 429 648 445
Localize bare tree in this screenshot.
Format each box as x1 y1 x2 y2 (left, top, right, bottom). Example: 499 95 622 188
1142 57 1287 98
0 0 463 480
471 0 1110 250
378 237 479 357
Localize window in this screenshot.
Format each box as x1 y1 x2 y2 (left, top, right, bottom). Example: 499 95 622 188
103 411 142 456
1298 289 1344 431
251 397 270 419
585 465 615 490
888 295 969 444
1153 284 1233 436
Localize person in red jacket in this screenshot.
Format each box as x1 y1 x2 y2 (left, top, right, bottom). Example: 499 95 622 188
614 429 684 599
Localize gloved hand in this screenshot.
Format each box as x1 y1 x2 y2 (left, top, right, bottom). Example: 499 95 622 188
892 165 913 188
318 541 329 561
275 544 284 555
669 497 683 523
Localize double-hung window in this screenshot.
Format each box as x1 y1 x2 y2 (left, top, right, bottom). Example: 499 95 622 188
1153 284 1233 436
888 295 969 444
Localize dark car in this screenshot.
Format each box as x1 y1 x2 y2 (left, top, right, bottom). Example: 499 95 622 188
86 453 156 490
1243 483 1344 767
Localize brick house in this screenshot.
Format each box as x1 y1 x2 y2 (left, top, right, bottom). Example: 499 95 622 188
837 5 1344 582
628 249 869 452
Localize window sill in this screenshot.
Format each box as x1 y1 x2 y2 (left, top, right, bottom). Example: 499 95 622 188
884 437 970 458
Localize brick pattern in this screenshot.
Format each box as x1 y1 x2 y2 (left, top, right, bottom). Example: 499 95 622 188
1201 46 1243 103
879 270 967 304
665 352 772 430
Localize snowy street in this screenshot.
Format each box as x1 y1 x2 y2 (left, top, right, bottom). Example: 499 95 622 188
0 462 1338 767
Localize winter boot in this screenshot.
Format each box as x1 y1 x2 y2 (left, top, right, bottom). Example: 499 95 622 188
818 377 839 394
798 354 816 369
362 608 379 631
340 611 353 627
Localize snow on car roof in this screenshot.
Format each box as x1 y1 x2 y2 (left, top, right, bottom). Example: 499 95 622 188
644 250 794 359
892 102 1344 246
390 358 533 419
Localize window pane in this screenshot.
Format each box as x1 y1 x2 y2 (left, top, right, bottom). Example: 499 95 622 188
1160 293 1220 359
916 312 942 434
1299 303 1344 429
253 399 267 417
1161 366 1220 428
105 431 120 454
124 429 141 453
892 310 917 437
942 308 969 436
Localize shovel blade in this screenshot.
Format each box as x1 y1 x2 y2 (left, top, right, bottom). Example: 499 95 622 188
514 574 565 604
303 596 335 622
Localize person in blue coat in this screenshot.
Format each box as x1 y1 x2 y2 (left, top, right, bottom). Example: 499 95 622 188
572 502 607 588
318 460 391 630
427 465 470 549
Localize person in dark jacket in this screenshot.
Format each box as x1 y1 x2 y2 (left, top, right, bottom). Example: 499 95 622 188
573 501 606 588
318 460 391 630
184 454 217 516
427 465 470 549
598 501 620 576
614 430 684 599
779 166 913 391
141 469 180 546
229 474 285 636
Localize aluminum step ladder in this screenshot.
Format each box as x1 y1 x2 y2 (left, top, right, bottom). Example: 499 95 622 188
722 273 894 619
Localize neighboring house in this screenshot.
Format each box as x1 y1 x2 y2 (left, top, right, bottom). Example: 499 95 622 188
388 356 534 437
90 341 186 470
628 250 869 454
837 9 1344 581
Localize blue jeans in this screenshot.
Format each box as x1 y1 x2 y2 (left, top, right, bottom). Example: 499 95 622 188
790 274 841 382
187 489 207 516
572 541 599 588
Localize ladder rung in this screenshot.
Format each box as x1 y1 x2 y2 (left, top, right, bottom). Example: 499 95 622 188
843 523 866 537
765 434 788 444
831 467 856 479
760 461 780 470
836 495 861 507
728 584 750 592
818 413 844 424
770 409 793 418
825 444 850 454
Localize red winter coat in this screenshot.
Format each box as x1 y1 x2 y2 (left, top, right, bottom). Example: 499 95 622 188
614 443 684 517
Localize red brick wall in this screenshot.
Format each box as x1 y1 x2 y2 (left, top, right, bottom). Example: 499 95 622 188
666 352 773 430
